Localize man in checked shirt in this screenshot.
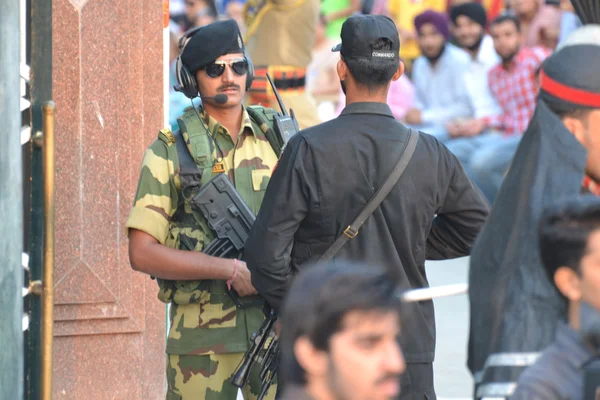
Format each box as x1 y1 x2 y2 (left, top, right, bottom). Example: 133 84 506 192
445 14 551 204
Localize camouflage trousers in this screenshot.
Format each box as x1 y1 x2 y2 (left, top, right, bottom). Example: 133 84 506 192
166 353 277 400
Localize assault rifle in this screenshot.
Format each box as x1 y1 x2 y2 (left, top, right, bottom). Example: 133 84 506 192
231 309 279 400
227 73 300 397
190 173 262 308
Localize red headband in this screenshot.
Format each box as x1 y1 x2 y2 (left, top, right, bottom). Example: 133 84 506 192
540 69 600 108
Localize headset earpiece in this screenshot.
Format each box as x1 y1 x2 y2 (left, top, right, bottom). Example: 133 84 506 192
174 27 205 99
244 50 254 91
175 54 200 99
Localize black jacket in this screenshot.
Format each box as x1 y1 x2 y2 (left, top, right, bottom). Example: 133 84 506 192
244 102 490 363
468 100 590 387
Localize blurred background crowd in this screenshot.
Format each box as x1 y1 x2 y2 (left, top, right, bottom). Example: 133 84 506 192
167 0 581 205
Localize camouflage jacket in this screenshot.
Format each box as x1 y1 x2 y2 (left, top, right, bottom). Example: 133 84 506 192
126 105 279 355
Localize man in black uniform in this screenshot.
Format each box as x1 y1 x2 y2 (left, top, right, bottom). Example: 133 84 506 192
467 16 600 399
244 14 490 399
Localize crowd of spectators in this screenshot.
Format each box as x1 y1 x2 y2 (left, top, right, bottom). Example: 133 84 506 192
167 0 582 204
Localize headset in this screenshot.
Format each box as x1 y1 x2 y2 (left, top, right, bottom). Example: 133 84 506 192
174 26 255 99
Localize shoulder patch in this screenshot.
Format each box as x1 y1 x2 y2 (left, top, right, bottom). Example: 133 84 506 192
158 128 176 145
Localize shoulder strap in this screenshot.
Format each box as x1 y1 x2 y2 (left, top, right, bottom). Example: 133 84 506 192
176 108 216 188
319 129 419 263
246 105 283 157
173 129 197 171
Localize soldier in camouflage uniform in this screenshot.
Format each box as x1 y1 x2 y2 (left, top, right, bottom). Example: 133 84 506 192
126 20 278 400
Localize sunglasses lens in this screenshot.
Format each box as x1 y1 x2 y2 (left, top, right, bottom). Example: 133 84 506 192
231 61 248 76
206 63 225 78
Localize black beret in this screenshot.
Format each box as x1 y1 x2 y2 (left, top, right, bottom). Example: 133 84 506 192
181 20 245 75
450 3 487 28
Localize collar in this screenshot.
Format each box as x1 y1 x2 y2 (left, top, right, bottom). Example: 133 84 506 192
583 176 600 196
340 102 395 118
475 35 497 65
203 105 256 139
555 322 595 369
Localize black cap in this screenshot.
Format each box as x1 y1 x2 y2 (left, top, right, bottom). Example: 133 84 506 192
539 26 600 110
331 14 400 60
181 19 245 75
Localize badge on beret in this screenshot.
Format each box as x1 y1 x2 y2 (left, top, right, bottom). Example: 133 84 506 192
238 34 243 50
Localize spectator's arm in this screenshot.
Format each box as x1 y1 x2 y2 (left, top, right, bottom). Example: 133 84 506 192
324 0 361 22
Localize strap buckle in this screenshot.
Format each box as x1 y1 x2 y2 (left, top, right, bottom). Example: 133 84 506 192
343 226 358 239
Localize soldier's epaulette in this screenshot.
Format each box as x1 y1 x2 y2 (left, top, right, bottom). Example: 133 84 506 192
158 128 175 145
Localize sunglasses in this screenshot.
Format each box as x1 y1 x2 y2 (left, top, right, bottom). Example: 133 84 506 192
205 58 248 78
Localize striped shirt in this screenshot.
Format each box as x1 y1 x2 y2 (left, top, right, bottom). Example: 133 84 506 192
511 323 594 400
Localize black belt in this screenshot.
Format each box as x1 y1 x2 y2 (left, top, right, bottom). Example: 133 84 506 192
273 76 306 90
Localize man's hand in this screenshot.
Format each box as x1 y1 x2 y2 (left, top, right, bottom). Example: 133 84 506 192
462 118 486 137
446 121 462 138
405 108 422 125
231 260 258 297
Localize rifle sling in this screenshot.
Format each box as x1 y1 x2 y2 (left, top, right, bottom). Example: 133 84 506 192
174 129 198 171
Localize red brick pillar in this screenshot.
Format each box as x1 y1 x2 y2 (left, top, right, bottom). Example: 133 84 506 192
51 0 166 398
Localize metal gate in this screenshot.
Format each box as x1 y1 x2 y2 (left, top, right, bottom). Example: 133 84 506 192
20 0 55 399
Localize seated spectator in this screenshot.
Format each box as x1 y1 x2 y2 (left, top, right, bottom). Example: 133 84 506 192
224 0 247 34
307 13 342 120
279 260 406 400
448 2 501 135
194 3 218 27
512 0 561 50
512 196 600 399
387 0 447 70
445 14 550 203
404 10 472 139
335 72 416 121
183 0 219 30
558 0 582 45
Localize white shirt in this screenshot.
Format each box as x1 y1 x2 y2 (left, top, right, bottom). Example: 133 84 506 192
463 35 502 119
412 43 472 125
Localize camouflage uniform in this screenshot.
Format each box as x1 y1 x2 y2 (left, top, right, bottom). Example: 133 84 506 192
126 106 278 400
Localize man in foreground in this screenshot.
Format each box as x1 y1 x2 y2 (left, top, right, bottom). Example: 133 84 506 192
279 260 406 400
511 196 600 399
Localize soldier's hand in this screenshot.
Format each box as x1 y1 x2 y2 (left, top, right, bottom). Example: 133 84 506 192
231 260 259 297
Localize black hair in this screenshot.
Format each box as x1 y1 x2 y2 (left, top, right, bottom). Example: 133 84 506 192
343 38 400 90
490 13 521 32
539 196 600 291
543 95 594 120
279 260 401 386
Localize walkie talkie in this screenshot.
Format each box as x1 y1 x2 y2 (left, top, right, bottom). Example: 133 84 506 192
265 72 300 148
